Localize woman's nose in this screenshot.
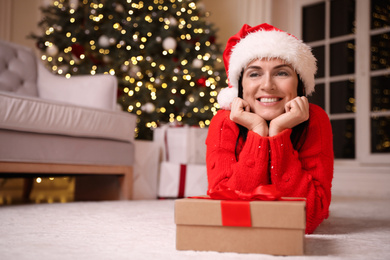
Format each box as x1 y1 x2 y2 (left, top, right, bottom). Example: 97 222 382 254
261 73 274 90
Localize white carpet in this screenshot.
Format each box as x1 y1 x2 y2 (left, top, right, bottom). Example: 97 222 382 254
0 194 389 260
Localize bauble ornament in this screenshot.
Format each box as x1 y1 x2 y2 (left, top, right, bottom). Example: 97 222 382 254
98 35 110 48
46 44 59 56
162 37 177 51
141 102 155 113
192 58 203 68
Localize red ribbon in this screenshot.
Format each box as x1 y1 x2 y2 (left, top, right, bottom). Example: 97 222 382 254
221 200 252 227
206 184 282 201
178 164 187 198
190 184 283 227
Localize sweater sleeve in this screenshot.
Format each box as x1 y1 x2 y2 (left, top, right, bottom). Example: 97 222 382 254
269 104 334 234
206 110 270 192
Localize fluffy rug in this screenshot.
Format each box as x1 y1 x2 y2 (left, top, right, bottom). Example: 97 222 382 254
0 195 389 260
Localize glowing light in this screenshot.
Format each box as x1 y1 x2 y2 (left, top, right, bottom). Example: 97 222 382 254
113 23 120 29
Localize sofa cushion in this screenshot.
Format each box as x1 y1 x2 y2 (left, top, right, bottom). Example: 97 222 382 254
0 129 134 166
0 40 38 97
0 91 135 142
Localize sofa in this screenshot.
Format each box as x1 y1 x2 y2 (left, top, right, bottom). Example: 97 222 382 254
0 39 136 200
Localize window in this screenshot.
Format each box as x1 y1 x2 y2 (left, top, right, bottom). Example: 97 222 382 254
296 0 390 164
370 0 390 156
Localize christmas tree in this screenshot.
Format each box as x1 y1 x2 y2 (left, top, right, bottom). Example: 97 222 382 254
31 0 227 140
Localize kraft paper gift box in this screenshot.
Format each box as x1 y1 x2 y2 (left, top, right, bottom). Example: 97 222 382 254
154 125 208 164
175 198 306 255
158 161 208 198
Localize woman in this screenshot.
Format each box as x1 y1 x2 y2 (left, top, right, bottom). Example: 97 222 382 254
206 23 334 234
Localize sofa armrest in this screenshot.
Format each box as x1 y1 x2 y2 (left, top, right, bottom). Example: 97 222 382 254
37 61 118 111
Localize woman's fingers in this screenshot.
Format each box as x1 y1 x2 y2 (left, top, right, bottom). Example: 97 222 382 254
285 96 309 121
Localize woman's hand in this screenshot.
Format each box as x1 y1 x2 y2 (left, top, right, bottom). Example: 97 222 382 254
229 97 269 136
269 96 309 136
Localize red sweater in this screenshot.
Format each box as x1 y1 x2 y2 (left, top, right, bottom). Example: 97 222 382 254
206 104 334 234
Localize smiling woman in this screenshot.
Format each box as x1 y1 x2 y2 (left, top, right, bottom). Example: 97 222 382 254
206 23 334 234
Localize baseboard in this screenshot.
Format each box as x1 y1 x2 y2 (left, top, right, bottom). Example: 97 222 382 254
332 166 390 199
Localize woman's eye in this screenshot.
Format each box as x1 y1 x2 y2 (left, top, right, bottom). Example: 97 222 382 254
249 72 260 77
276 71 289 76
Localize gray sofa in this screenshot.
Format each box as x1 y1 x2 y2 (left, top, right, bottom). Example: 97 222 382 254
0 40 136 200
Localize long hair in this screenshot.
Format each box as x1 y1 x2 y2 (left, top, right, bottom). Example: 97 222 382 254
234 73 308 160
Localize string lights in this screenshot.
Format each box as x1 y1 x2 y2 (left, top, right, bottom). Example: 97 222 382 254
31 0 227 140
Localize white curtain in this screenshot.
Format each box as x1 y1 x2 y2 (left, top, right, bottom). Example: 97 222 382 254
239 0 273 26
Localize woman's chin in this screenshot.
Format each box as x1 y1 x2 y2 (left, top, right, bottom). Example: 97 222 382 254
256 111 283 122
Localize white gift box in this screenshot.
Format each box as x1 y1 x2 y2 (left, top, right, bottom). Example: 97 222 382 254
158 161 208 198
133 140 159 200
153 125 208 164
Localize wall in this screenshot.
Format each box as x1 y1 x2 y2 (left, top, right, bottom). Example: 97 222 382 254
202 0 273 47
0 0 42 49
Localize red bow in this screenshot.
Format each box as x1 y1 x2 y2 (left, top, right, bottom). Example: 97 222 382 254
206 184 282 201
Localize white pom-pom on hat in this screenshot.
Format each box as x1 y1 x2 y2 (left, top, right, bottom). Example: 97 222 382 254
217 86 238 110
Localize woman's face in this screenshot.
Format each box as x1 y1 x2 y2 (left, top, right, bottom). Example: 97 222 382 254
241 58 299 121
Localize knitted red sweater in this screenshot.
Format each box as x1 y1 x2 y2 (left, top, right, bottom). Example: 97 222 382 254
206 104 334 234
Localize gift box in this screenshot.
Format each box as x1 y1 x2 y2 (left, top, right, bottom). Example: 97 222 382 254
158 162 208 198
175 198 306 255
153 125 208 164
132 140 159 199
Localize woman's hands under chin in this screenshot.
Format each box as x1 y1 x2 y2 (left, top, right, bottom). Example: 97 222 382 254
229 97 269 137
269 96 310 136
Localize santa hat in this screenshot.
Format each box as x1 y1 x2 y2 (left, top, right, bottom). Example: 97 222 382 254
217 23 317 110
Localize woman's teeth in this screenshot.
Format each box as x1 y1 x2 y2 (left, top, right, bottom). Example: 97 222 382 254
259 97 279 103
